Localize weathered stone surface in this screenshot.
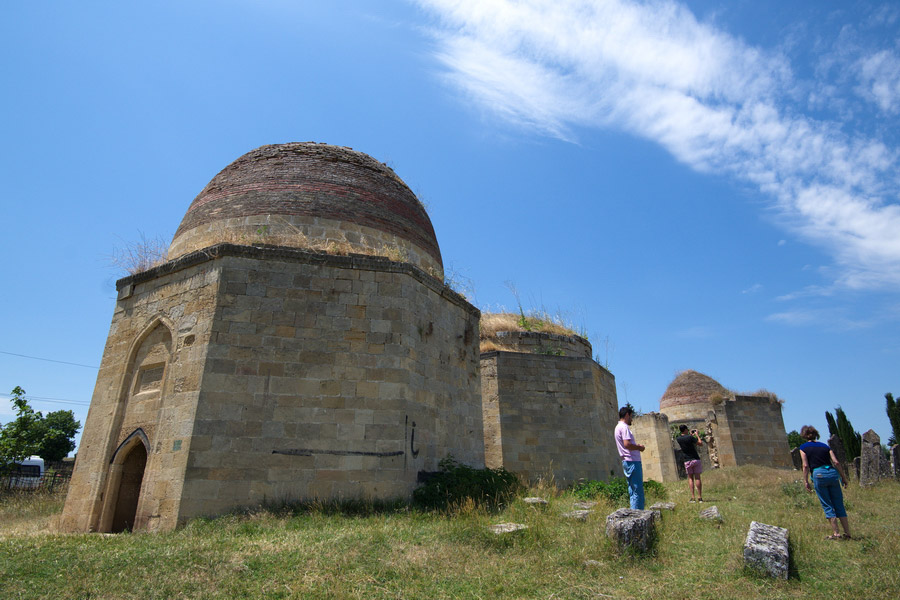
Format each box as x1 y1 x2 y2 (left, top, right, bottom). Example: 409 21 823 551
699 505 722 522
562 510 592 521
743 521 789 579
853 456 861 480
828 435 849 480
490 522 528 534
790 447 802 470
860 429 882 486
605 508 658 553
891 445 899 479
523 497 548 506
573 501 597 510
583 560 602 567
649 502 675 511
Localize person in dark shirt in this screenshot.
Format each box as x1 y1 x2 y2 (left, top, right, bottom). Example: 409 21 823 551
676 424 704 502
799 425 851 540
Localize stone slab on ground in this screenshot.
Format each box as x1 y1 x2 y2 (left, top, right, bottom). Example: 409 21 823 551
605 508 658 553
649 502 675 511
743 521 789 579
699 505 722 522
573 501 597 510
490 522 528 534
523 497 548 505
562 510 592 521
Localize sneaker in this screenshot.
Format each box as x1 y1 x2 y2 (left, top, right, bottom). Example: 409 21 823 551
698 499 704 503
689 499 696 503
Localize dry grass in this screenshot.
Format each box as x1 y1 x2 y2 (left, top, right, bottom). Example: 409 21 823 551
1 468 899 599
109 232 169 275
479 312 584 354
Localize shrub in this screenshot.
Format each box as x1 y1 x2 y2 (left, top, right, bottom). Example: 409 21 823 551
412 456 521 510
573 477 666 502
572 477 628 501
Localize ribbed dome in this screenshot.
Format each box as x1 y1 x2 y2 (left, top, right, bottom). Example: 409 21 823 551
169 142 443 277
659 370 730 410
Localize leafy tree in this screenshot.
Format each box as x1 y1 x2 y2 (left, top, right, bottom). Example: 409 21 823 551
787 430 804 450
33 410 80 462
886 393 900 446
834 406 861 461
0 387 42 470
825 411 839 438
0 387 81 469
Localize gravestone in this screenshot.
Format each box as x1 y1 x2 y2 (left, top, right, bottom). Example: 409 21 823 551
892 445 899 480
562 510 592 521
743 521 789 580
828 434 849 478
649 502 675 511
523 497 548 506
859 429 881 486
853 456 860 480
790 447 802 470
573 501 597 510
699 505 723 522
490 523 528 534
605 508 658 553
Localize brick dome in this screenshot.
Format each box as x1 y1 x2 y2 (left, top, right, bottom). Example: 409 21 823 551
169 142 443 277
659 370 730 422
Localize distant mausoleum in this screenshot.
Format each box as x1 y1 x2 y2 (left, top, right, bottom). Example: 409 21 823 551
634 370 792 483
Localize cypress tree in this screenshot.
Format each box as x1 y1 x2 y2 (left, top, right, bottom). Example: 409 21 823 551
825 411 838 438
886 393 900 446
834 406 861 460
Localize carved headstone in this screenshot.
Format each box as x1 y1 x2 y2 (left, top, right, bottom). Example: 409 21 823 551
790 447 802 470
891 445 899 480
605 508 658 553
853 456 861 480
828 434 849 478
743 521 789 579
859 429 881 486
699 505 723 522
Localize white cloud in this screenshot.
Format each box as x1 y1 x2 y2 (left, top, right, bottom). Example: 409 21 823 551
742 284 763 294
855 50 900 114
414 0 900 290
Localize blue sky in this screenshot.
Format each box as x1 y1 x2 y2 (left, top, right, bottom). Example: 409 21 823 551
2 0 898 453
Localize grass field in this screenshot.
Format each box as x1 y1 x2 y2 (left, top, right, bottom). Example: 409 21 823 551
1 465 898 599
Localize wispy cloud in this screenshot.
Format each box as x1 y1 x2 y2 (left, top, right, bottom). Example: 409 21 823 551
414 0 900 290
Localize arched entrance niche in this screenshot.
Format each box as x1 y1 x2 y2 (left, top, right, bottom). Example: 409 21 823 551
99 429 150 533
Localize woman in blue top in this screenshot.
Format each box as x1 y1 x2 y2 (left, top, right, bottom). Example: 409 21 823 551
799 425 851 540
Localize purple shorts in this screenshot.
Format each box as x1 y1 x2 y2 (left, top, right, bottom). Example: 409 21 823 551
685 459 703 475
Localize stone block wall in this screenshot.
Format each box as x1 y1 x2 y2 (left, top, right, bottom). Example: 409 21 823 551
62 244 483 532
712 395 791 469
631 413 679 483
480 347 618 485
61 260 220 533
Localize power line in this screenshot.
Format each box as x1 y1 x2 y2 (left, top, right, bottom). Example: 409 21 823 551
0 350 99 369
0 394 91 407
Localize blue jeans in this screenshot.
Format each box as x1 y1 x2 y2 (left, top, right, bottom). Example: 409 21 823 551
622 460 645 510
812 466 846 519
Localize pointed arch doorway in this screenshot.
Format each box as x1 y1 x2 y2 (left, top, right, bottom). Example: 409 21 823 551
99 430 149 533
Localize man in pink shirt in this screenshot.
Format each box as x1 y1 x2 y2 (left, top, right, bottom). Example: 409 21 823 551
614 406 646 509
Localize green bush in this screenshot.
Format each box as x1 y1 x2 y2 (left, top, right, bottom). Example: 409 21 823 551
573 477 666 502
412 456 521 510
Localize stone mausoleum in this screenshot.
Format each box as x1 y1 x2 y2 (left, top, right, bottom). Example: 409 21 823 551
61 143 485 533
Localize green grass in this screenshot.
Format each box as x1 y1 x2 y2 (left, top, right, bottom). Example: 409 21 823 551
2 466 898 599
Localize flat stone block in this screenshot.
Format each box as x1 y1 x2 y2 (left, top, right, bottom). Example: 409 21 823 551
743 521 789 579
562 510 592 521
490 522 528 534
699 505 723 522
605 508 658 553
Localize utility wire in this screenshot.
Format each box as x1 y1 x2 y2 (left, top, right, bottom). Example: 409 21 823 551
0 394 91 407
0 350 99 369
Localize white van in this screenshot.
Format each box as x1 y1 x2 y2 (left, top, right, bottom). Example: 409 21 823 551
10 456 45 489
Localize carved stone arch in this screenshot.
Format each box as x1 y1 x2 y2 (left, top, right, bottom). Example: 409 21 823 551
98 428 151 533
